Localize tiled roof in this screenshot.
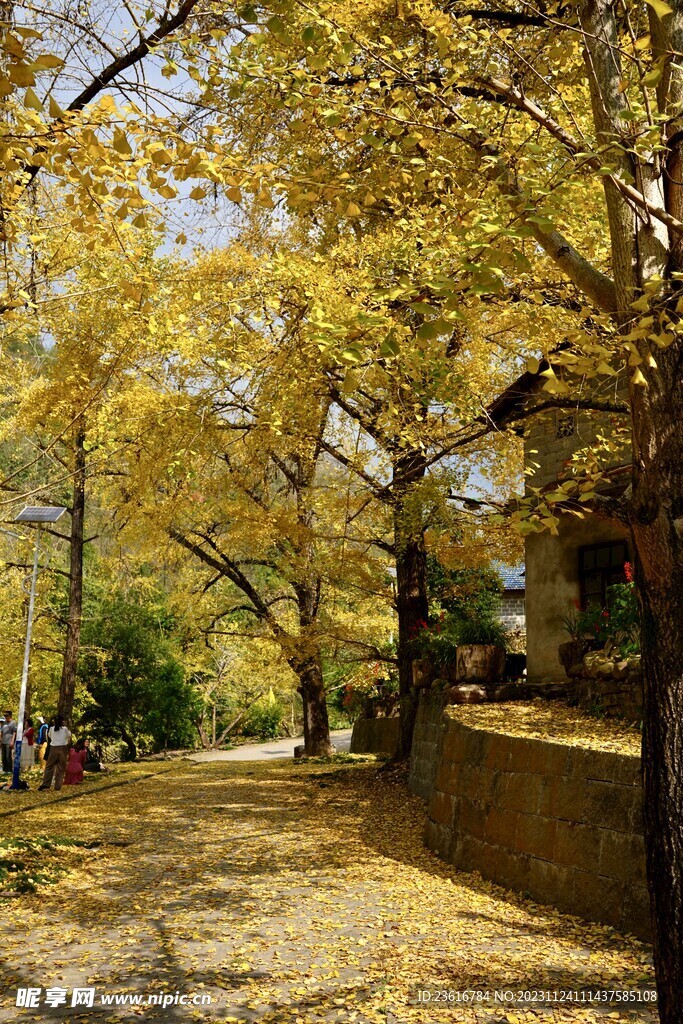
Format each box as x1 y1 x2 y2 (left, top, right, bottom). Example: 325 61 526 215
493 562 525 591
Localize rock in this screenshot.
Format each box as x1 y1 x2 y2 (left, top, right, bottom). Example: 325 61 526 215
583 652 599 673
613 660 629 680
490 683 532 702
559 639 590 674
567 662 584 678
293 744 306 759
446 683 487 705
596 660 615 678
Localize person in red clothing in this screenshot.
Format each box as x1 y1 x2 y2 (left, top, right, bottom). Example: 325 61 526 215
64 738 87 785
20 717 35 769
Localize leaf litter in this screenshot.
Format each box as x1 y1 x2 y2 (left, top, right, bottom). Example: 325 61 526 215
0 758 655 1023
448 702 642 757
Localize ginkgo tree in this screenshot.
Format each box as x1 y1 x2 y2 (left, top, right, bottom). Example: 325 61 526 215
196 0 683 1015
0 1 261 312
98 243 397 755
0 223 191 725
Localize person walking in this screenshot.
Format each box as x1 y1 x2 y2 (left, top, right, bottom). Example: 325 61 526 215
38 715 71 791
35 717 49 763
1 711 17 773
64 739 87 785
20 717 35 769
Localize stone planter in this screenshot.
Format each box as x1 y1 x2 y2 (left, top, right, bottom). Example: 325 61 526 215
412 659 435 688
455 644 506 685
572 648 643 720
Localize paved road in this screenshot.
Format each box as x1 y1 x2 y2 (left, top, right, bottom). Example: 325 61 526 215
188 728 352 762
0 759 656 1024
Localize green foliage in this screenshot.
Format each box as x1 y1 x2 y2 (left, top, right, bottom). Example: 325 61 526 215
413 612 509 663
78 590 200 755
326 703 352 731
604 580 640 656
414 562 509 662
243 697 285 739
426 559 504 621
562 573 639 657
455 616 509 649
410 615 459 667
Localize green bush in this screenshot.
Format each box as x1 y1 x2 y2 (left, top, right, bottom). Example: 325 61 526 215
455 615 509 648
327 705 352 730
411 612 508 664
243 699 284 739
562 565 639 658
604 579 640 656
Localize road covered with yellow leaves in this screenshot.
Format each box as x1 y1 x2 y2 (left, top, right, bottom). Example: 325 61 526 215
0 759 657 1023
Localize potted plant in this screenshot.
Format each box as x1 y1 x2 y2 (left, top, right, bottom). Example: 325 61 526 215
454 615 508 684
558 601 598 673
410 615 460 685
558 593 635 674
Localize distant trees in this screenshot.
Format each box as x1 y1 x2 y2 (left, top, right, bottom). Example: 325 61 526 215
78 590 198 759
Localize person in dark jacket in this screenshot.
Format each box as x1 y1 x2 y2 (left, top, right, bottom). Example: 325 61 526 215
35 717 49 763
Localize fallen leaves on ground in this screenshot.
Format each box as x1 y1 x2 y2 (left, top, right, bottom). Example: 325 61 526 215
448 702 642 757
0 835 89 893
0 760 178 816
0 758 655 1023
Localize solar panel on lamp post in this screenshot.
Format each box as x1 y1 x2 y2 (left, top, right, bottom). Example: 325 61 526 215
10 506 67 791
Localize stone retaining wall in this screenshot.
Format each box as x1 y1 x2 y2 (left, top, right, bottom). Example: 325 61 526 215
408 695 649 940
569 650 643 721
349 717 400 755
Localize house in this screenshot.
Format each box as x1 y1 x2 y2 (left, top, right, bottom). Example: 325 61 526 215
488 366 631 683
493 563 526 630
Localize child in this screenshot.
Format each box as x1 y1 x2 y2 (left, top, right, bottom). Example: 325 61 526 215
64 738 87 786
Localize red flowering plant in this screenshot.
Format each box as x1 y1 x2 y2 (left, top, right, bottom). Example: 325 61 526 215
411 609 508 665
563 564 640 656
409 612 461 667
603 565 640 656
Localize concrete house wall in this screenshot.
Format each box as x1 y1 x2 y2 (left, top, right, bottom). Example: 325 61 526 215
524 404 630 682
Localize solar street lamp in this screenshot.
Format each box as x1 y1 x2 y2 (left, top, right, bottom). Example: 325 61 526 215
10 506 67 791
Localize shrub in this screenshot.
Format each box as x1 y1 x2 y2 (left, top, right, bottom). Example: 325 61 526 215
411 611 508 663
562 563 640 658
455 615 509 648
410 615 459 666
603 577 640 656
243 699 284 740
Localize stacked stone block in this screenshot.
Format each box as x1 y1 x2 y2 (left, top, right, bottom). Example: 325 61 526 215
409 696 648 940
349 717 400 755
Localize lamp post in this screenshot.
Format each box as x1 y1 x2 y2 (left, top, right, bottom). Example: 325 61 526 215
10 506 66 791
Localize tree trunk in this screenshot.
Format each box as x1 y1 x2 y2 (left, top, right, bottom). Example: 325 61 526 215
58 427 86 728
194 714 211 749
630 350 683 1024
296 653 332 756
120 727 137 761
393 450 429 760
